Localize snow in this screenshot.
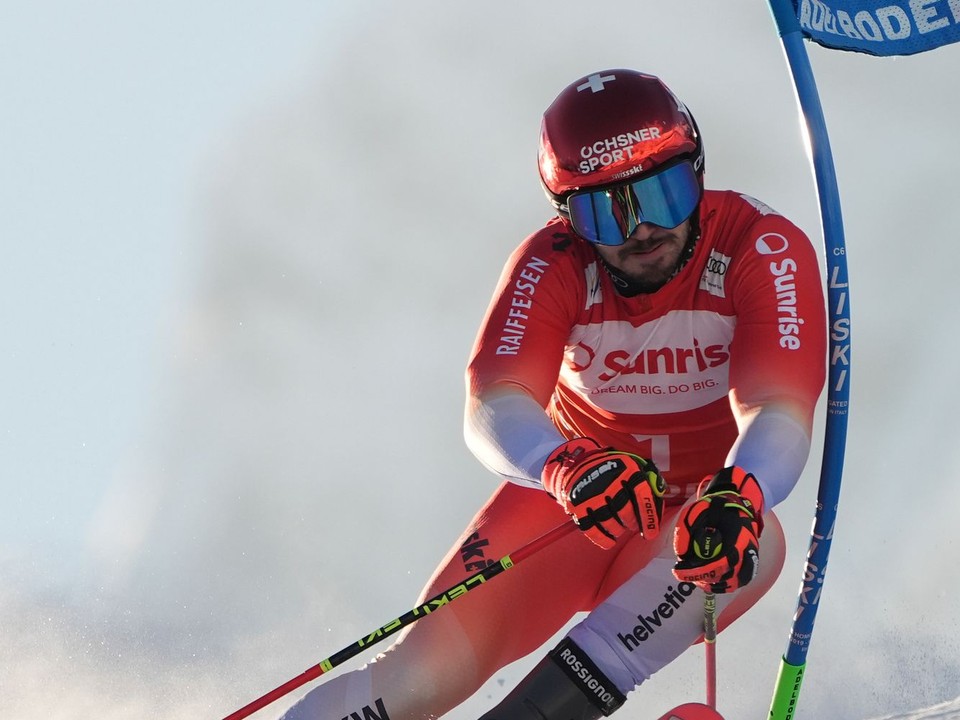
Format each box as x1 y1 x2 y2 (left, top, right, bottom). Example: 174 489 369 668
2 2 959 720
869 698 960 720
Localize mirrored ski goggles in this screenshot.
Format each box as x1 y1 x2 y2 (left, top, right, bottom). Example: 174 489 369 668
566 160 701 246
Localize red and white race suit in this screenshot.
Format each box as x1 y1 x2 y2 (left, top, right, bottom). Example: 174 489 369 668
466 190 826 509
278 192 826 720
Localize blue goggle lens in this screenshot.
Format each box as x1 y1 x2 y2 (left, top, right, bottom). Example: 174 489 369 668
567 161 701 246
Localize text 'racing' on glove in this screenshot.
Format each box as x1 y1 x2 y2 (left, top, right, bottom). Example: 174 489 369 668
673 466 765 593
542 438 666 549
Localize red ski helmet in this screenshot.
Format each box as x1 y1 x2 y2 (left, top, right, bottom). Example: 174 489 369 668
538 70 704 244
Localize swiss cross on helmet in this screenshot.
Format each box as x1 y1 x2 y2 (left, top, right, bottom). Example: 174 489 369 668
538 69 705 246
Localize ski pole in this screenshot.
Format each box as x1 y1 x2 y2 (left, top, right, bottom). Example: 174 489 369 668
703 591 717 710
221 520 578 720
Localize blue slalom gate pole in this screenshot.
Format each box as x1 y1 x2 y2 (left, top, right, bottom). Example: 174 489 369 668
765 1 851 717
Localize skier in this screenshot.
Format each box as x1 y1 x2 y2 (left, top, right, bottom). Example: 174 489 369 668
278 68 826 720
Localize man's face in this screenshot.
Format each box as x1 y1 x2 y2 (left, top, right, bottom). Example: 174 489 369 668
593 219 692 293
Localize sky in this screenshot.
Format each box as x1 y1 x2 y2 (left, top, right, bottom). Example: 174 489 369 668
2 2 959 719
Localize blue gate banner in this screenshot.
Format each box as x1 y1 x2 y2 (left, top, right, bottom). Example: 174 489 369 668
793 0 960 55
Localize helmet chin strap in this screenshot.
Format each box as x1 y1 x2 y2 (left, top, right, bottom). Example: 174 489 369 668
598 208 702 297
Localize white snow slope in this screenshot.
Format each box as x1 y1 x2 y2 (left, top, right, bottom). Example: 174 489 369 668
870 698 960 720
2 3 959 720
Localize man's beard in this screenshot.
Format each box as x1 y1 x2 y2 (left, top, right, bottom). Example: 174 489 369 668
598 225 700 297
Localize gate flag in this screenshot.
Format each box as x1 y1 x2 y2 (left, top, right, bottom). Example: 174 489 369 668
767 0 955 716
794 0 960 55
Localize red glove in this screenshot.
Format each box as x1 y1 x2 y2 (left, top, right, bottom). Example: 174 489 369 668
673 466 765 593
542 438 666 549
